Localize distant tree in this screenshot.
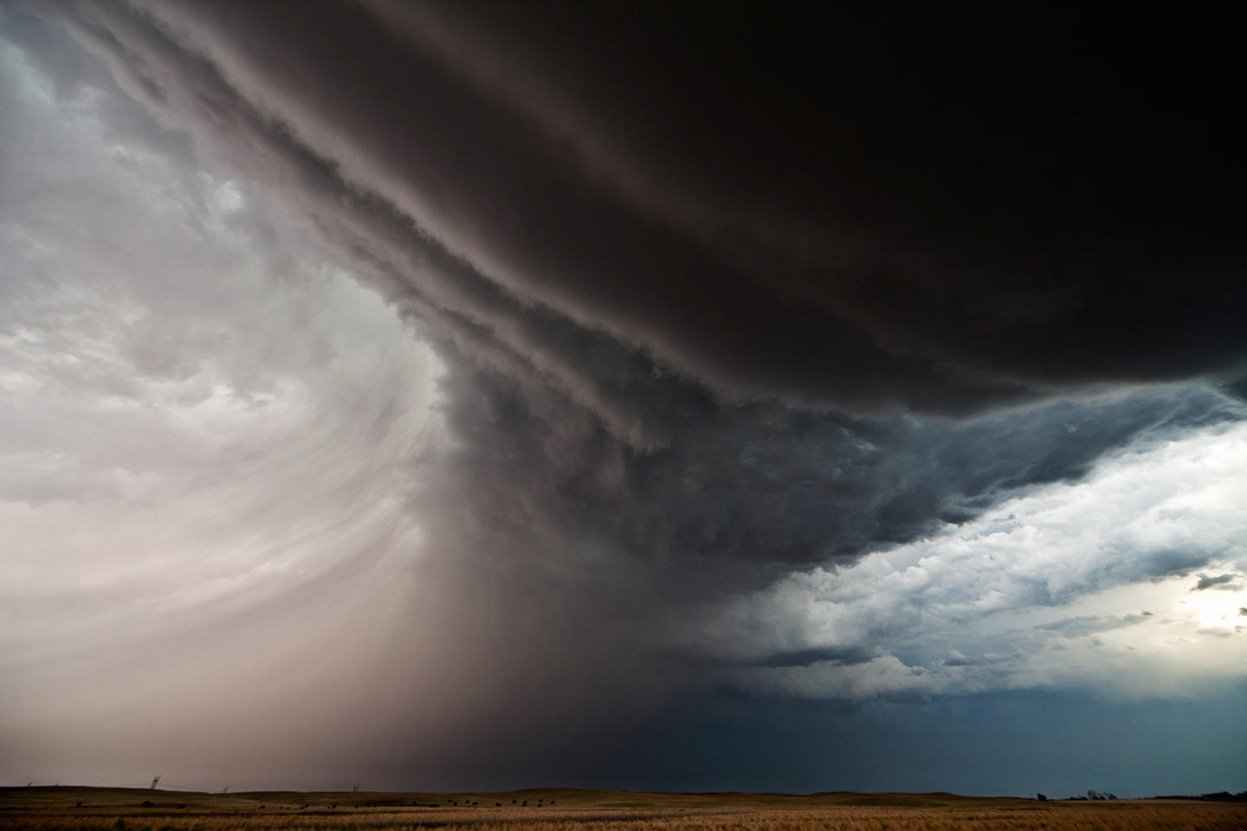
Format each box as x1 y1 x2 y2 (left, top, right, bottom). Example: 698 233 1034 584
1037 793 1047 801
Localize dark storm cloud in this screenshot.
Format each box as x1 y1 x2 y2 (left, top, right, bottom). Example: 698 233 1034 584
367 1 1247 405
38 0 1247 646
1193 574 1239 592
426 366 1242 604
14 0 1247 787
54 0 1247 417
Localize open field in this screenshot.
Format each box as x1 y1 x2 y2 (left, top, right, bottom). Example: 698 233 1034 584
3 787 1244 831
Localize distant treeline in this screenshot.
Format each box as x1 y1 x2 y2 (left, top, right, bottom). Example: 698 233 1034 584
1040 790 1247 803
1057 790 1117 801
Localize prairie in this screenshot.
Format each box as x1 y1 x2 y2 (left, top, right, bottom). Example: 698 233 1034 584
2 787 1243 831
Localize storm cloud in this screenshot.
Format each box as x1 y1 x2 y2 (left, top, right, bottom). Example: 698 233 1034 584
41 0 1247 416
3 0 1246 793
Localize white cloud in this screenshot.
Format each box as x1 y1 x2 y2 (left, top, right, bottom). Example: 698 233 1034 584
693 417 1247 700
0 19 454 786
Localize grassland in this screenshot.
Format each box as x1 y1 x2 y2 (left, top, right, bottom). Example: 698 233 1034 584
3 786 1244 831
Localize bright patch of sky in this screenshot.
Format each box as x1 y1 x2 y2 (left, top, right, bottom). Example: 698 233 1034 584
697 418 1247 699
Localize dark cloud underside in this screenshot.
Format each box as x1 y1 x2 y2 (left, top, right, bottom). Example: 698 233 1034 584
55 0 1247 417
34 0 1246 576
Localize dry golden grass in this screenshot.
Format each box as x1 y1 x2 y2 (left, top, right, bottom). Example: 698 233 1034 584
2 787 1243 831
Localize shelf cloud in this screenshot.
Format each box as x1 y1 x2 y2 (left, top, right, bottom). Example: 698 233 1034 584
3 0 1245 794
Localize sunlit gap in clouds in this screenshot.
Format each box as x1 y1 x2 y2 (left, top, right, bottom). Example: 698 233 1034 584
696 415 1247 700
0 24 450 788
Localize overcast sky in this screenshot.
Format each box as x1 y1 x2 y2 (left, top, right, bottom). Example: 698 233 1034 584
2 1 1245 797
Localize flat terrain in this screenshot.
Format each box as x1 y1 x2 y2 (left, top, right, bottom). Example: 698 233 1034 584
2 786 1244 830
